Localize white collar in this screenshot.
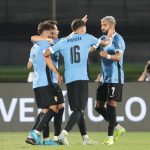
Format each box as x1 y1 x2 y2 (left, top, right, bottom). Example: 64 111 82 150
112 32 117 37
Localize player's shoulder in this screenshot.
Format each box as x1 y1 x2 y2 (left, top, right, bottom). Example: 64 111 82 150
33 40 51 49
114 33 125 50
56 37 65 45
31 43 39 51
52 38 64 48
36 40 50 45
54 38 61 44
83 33 97 41
84 33 94 37
114 33 124 42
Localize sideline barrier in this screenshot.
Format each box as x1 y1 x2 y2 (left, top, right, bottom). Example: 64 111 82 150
0 82 149 131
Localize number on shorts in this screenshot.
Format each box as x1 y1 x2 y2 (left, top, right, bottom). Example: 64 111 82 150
110 87 115 97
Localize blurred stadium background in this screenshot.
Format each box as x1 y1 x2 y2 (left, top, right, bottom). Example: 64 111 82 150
0 1 150 149
0 0 150 82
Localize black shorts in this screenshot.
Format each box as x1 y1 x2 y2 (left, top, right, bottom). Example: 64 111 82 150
34 85 57 109
96 83 123 102
66 80 88 111
52 83 64 104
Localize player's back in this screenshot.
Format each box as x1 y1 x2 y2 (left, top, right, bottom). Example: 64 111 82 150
30 41 50 88
56 33 99 84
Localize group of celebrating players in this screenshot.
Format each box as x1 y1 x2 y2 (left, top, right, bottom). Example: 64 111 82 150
25 15 126 146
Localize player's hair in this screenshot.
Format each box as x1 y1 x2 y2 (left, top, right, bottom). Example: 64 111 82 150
101 16 116 26
43 20 58 26
71 19 86 31
37 22 54 34
146 64 150 73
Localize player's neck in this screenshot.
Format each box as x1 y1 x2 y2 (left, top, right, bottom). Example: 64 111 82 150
73 31 84 34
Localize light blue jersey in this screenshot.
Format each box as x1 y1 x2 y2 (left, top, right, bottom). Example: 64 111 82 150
49 33 100 84
29 40 51 88
49 38 61 83
99 33 125 84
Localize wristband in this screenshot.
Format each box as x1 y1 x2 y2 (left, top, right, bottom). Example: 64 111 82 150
107 54 111 59
29 58 32 62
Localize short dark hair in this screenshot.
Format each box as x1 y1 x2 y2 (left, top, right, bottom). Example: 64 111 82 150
71 19 86 31
44 20 58 26
37 22 51 34
146 64 150 73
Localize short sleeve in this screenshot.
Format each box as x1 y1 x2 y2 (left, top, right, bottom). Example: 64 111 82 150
36 40 50 48
114 35 125 53
49 39 64 54
86 34 101 48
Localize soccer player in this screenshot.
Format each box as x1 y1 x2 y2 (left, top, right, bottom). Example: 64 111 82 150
31 20 65 142
95 16 126 145
44 19 101 145
32 16 96 145
26 22 62 145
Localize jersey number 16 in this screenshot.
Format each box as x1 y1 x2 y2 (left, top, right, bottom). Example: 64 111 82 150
70 45 80 64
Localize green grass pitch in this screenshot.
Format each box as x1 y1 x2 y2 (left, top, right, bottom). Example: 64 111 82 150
0 132 150 150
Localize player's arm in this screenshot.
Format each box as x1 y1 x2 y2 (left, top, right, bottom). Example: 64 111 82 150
31 35 54 44
90 39 111 52
100 50 122 61
44 41 61 57
44 47 52 57
43 41 63 84
98 28 114 47
138 73 147 82
100 39 112 46
100 34 125 61
27 59 33 70
91 28 114 52
44 56 63 85
82 14 88 23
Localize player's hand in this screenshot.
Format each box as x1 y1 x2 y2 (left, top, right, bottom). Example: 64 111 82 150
90 46 96 52
100 51 108 58
100 39 111 46
46 38 54 45
107 28 114 38
82 15 88 23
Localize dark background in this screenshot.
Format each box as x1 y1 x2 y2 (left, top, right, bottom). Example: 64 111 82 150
0 0 150 66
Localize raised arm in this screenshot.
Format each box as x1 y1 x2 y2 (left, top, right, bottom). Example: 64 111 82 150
82 14 88 23
90 39 112 52
31 35 54 44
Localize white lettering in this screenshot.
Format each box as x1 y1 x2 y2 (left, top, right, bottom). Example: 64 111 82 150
0 98 17 122
20 98 35 122
125 97 146 122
